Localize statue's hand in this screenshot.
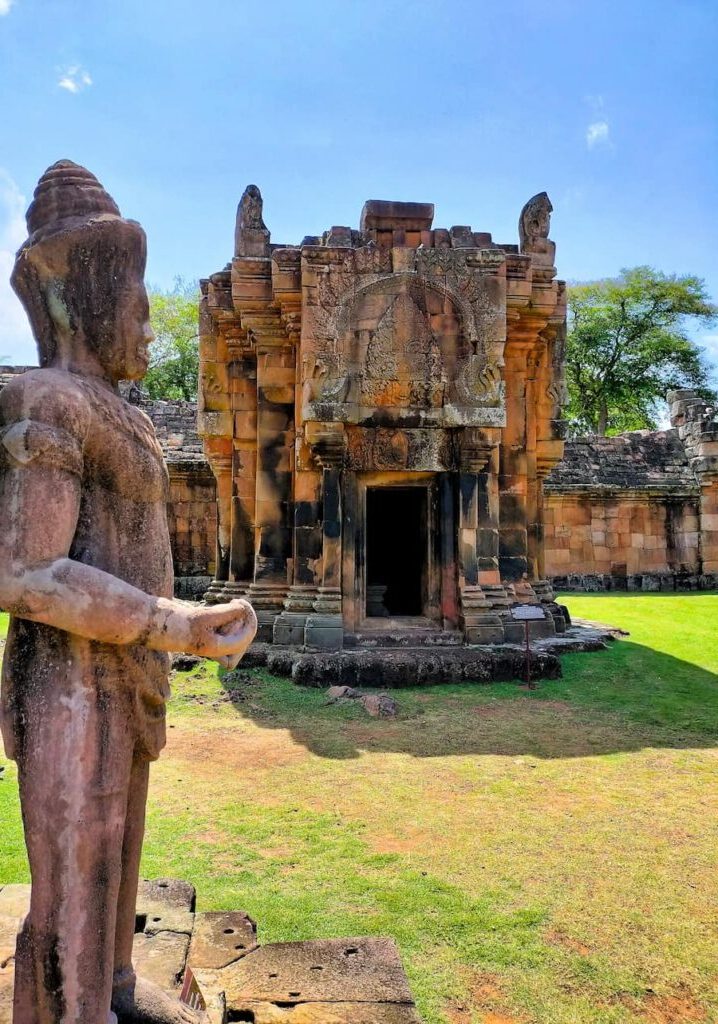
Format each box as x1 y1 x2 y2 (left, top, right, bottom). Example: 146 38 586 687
147 598 257 663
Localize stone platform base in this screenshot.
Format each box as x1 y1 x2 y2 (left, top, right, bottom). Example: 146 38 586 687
238 622 619 688
0 879 419 1023
551 571 718 593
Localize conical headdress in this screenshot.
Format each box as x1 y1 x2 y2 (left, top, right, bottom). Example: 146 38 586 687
24 159 123 245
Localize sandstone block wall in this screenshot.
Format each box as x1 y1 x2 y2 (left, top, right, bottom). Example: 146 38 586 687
544 399 718 591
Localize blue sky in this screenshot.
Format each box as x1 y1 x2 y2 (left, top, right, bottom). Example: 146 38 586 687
1 0 717 370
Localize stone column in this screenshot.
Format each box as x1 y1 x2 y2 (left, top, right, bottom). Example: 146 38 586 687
273 464 322 646
221 351 258 598
246 334 295 641
435 473 460 631
458 434 504 643
304 425 346 650
203 451 233 603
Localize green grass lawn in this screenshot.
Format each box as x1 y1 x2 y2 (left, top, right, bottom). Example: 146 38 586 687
1 595 717 1023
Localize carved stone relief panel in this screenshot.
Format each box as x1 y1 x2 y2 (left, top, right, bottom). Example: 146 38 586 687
301 244 507 428
345 427 456 472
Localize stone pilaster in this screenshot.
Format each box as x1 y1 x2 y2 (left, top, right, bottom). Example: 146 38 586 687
246 332 295 640
458 433 504 643
304 425 346 650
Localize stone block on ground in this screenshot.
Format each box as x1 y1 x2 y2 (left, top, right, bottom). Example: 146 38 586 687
0 882 419 1024
188 911 258 970
132 931 191 993
138 877 196 911
215 936 415 1007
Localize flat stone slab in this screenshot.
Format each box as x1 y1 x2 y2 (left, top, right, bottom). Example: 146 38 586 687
189 910 258 970
137 877 196 911
132 931 191 992
0 885 419 1023
0 885 30 924
212 936 414 1006
213 1000 421 1022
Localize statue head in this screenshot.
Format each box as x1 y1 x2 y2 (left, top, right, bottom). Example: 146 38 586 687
519 191 553 251
11 160 154 382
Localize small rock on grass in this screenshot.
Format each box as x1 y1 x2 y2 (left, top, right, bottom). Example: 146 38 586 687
360 694 398 718
325 684 362 702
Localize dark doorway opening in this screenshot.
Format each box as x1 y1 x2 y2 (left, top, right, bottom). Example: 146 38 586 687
366 487 427 617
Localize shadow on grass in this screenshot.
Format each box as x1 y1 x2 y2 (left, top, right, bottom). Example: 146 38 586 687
215 637 718 761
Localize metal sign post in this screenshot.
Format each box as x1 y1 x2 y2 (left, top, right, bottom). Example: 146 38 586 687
510 604 546 689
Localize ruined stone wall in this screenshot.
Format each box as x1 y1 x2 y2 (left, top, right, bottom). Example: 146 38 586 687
118 394 218 597
544 420 718 591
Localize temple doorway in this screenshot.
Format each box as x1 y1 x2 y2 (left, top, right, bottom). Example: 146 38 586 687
366 486 428 617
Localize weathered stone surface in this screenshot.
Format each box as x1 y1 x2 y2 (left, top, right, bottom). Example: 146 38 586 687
188 911 258 970
0 883 419 1024
138 877 196 912
217 937 414 1006
325 685 362 701
132 932 191 992
212 999 421 1022
200 185 568 651
231 640 586 687
0 885 29 924
543 402 718 589
0 162 256 1023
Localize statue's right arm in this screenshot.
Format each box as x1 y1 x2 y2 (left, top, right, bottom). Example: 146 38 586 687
0 374 256 661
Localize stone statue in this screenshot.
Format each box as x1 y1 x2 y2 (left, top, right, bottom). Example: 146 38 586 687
0 161 257 1024
233 184 270 258
518 191 555 265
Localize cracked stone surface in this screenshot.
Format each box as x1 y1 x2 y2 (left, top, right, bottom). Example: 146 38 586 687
0 883 419 1022
189 911 258 970
212 937 415 1006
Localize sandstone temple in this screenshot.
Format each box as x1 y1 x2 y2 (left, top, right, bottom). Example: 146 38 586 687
197 189 568 648
3 197 717 649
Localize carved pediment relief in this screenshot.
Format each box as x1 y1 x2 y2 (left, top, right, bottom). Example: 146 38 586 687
302 268 507 428
361 293 446 409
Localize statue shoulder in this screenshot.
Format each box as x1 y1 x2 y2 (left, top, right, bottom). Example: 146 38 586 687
0 369 92 440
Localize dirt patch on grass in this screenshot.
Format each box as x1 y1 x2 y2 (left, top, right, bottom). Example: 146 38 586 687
445 971 523 1024
166 724 308 774
613 984 706 1022
371 829 427 855
545 927 592 956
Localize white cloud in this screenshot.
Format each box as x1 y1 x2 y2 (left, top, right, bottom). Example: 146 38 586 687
58 65 93 94
0 0 15 16
586 120 610 149
0 169 36 365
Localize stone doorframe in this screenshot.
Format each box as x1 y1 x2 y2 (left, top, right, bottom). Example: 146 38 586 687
341 470 460 636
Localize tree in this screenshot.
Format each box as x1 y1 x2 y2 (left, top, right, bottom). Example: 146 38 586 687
144 278 200 401
565 266 717 436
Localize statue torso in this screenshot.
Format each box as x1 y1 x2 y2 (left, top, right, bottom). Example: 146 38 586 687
0 369 174 762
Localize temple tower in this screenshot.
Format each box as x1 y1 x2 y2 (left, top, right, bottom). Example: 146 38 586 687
199 190 567 647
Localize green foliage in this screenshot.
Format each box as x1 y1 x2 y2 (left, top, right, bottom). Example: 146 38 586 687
144 278 200 401
565 266 717 436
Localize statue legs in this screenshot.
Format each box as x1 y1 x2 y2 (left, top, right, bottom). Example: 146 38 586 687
12 675 135 1024
11 673 195 1023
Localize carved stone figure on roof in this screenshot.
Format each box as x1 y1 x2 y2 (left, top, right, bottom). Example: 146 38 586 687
234 184 270 258
519 191 555 265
